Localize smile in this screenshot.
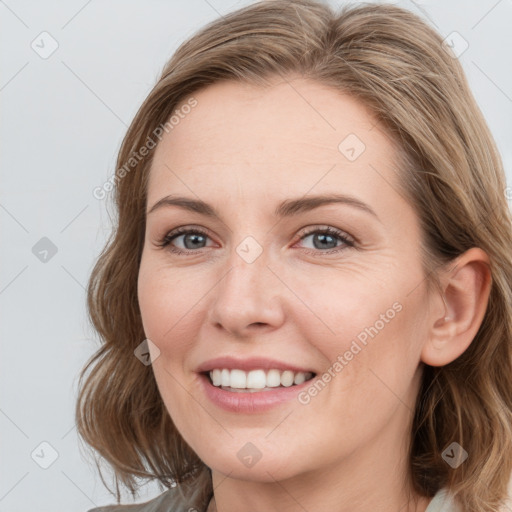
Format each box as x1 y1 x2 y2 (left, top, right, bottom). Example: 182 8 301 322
207 368 315 391
198 370 317 413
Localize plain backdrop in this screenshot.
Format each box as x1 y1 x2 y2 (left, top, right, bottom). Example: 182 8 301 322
1 0 511 511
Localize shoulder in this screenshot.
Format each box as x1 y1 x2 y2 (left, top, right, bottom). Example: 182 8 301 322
86 485 201 512
425 488 461 512
87 467 212 512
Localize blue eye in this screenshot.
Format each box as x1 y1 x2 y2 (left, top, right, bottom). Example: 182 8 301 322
159 227 212 254
296 226 354 254
158 226 354 256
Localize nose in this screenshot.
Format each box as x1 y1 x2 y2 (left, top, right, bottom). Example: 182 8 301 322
208 248 286 338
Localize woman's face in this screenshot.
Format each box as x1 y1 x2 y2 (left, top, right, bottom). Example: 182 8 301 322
137 77 437 482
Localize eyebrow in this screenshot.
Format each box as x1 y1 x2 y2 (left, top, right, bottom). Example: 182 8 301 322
147 193 379 221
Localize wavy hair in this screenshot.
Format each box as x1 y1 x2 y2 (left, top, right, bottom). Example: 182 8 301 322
76 1 512 510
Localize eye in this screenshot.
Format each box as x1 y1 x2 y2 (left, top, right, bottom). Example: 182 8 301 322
157 226 214 255
294 226 354 254
157 225 355 256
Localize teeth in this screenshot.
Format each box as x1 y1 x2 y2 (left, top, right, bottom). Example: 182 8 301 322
246 369 266 389
212 369 222 386
281 370 294 387
230 369 246 389
266 369 281 387
207 368 314 390
293 372 306 385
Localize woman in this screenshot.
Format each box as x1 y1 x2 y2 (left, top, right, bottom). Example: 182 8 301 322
77 1 512 511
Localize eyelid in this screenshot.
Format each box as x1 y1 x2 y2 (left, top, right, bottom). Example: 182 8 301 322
293 225 355 254
158 225 214 247
295 224 354 243
157 224 356 256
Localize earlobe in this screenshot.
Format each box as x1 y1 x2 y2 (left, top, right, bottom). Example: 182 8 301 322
421 248 492 367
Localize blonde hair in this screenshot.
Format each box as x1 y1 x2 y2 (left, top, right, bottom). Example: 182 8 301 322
76 1 512 510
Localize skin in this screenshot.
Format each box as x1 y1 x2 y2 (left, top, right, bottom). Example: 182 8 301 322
137 77 491 512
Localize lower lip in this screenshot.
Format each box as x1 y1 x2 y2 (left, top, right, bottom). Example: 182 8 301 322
198 373 314 413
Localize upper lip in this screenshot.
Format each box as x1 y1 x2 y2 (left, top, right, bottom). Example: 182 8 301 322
196 356 315 374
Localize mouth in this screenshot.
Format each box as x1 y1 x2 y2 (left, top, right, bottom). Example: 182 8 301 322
201 368 317 393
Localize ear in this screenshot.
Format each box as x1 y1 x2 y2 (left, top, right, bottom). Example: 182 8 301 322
421 247 492 367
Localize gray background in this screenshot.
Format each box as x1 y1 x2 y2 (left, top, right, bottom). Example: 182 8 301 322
1 0 511 511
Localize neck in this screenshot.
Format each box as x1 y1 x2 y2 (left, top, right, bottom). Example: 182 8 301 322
207 465 432 512
206 401 431 512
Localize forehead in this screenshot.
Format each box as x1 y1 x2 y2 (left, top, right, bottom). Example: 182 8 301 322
147 78 401 213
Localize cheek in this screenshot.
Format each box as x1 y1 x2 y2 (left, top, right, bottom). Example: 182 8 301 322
285 272 399 357
137 268 169 343
137 263 201 428
137 260 207 350
291 270 425 396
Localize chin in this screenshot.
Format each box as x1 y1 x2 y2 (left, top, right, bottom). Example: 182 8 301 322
200 444 307 482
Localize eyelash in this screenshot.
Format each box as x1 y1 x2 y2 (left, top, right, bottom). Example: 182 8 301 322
156 225 355 256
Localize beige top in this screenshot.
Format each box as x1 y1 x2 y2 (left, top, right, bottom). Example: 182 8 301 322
87 486 460 512
425 489 461 512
